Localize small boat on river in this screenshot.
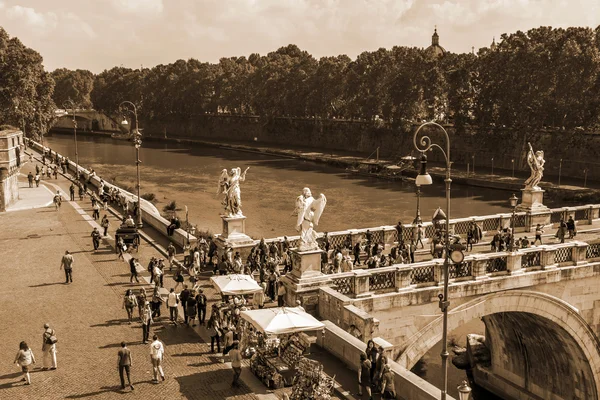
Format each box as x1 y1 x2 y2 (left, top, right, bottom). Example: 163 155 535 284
110 132 132 141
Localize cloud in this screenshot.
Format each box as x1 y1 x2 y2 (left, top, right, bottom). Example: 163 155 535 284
110 0 164 16
5 5 57 33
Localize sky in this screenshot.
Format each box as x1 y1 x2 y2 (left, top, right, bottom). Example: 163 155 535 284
0 0 599 73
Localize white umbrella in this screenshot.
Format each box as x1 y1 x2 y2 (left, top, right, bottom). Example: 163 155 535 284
240 307 325 335
210 274 262 295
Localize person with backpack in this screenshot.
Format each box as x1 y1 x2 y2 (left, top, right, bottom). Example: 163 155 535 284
186 290 197 327
123 290 138 324
42 323 57 370
149 335 166 383
53 191 62 211
14 341 36 385
196 289 207 325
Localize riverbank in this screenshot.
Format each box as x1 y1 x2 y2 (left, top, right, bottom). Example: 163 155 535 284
48 129 600 204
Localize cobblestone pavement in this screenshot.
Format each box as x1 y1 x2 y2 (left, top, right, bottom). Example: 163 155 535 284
0 160 261 400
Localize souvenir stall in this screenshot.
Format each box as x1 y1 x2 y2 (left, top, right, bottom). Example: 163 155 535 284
210 274 263 319
289 358 335 400
240 307 325 389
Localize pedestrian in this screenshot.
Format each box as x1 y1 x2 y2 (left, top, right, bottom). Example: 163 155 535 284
53 191 62 211
186 291 197 327
41 323 57 370
154 260 164 288
123 289 138 324
179 285 190 324
27 172 33 188
141 302 153 344
534 224 544 245
567 216 576 239
69 183 75 201
92 201 100 220
151 283 163 318
167 288 179 325
14 341 35 385
556 219 567 243
78 183 85 201
60 250 74 284
277 281 286 307
149 335 165 383
229 341 242 387
34 172 40 187
167 243 176 271
148 257 156 284
222 327 234 355
196 289 207 325
358 352 372 400
117 342 134 391
173 269 184 291
91 227 101 251
53 165 58 179
101 215 110 236
137 288 147 319
207 314 221 353
379 364 396 399
129 257 140 283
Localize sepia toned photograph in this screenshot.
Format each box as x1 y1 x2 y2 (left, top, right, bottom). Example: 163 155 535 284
0 1 599 399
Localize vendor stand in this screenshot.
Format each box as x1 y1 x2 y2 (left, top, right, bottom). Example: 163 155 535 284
210 274 263 320
240 307 327 390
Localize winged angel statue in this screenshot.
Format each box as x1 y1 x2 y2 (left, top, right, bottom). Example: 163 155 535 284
217 167 250 217
524 142 545 189
292 188 327 251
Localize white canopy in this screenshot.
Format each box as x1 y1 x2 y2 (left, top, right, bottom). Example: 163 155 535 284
240 307 325 335
210 274 263 295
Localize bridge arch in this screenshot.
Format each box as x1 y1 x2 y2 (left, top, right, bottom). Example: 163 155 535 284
397 290 600 399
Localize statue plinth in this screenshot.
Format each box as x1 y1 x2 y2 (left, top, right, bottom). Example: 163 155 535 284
289 247 323 280
215 215 254 259
516 187 550 213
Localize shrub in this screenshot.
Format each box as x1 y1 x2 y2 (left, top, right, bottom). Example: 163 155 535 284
141 192 156 202
163 200 177 212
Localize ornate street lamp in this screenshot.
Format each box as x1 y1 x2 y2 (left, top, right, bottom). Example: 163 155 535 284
413 121 462 400
120 101 143 228
62 99 79 177
414 153 429 224
457 380 472 400
509 193 518 251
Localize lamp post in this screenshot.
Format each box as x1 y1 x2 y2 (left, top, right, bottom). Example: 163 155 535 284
509 193 518 251
62 100 79 177
457 380 472 400
413 153 427 225
120 101 143 228
413 121 457 400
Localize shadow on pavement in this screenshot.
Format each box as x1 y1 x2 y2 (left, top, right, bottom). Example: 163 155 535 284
90 318 130 327
28 282 67 288
175 370 254 398
64 385 124 398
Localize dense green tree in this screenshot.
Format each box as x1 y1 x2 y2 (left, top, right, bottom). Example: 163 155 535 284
51 68 94 108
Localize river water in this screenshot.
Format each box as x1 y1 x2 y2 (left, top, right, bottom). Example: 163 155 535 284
46 134 520 398
45 135 526 238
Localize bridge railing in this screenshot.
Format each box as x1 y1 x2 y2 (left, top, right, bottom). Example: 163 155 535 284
327 240 595 298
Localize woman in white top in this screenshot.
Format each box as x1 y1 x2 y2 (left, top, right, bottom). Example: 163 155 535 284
14 341 35 385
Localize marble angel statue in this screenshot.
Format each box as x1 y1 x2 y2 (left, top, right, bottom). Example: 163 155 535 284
216 167 250 217
292 187 327 251
524 142 544 189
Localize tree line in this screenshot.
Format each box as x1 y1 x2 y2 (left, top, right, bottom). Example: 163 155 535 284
1 25 600 141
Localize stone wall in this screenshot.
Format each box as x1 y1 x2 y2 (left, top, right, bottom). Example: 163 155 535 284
141 114 600 179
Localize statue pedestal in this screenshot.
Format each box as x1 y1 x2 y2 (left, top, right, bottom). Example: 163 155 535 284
280 247 326 314
516 188 549 213
215 215 254 259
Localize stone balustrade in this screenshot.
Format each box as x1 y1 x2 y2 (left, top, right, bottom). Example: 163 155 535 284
326 240 594 298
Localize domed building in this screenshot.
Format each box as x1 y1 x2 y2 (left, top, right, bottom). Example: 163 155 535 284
425 27 446 57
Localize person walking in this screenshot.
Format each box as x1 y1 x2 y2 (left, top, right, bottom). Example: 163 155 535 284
149 335 165 383
229 341 242 387
196 289 207 325
27 172 34 188
34 172 40 187
92 201 100 220
14 341 36 385
91 227 101 251
141 302 153 344
69 183 75 201
534 224 544 245
136 288 147 319
129 257 140 283
277 281 286 307
167 243 176 271
358 352 372 400
567 216 576 239
117 342 134 391
207 314 221 353
53 191 62 211
60 250 74 284
379 364 396 399
154 260 164 288
41 324 57 370
123 289 138 324
101 215 110 237
186 291 197 327
556 219 567 243
78 183 85 201
167 288 179 325
150 283 163 319
179 285 190 324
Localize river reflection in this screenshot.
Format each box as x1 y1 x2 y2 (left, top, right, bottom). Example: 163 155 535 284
45 134 528 239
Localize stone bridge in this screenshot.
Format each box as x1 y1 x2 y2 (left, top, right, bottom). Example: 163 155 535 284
51 109 122 133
